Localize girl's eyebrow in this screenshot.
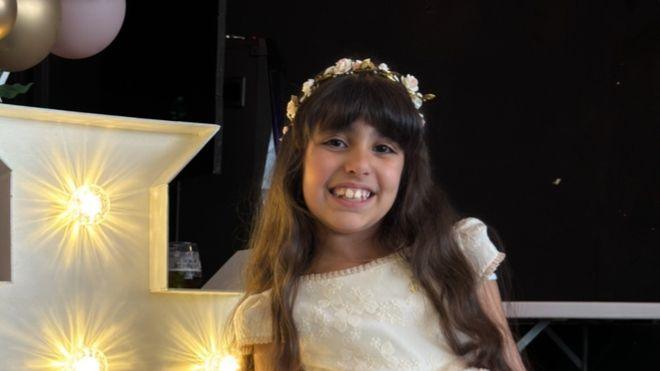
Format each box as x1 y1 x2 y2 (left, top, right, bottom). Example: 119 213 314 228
314 127 400 146
316 126 346 134
373 132 399 144
313 128 347 139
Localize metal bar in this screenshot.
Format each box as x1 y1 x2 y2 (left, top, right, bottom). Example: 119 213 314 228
517 320 550 351
546 327 583 369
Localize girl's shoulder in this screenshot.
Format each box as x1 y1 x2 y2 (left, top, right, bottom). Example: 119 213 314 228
454 216 485 231
453 217 506 279
233 289 273 354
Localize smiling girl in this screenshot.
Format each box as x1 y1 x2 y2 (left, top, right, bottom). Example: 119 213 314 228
230 58 525 370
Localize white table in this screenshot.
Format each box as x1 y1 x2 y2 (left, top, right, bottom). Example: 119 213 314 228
503 302 660 370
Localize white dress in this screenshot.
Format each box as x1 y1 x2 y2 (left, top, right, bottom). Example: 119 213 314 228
234 217 505 371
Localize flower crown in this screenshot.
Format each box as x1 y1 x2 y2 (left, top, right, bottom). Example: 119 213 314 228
282 58 436 136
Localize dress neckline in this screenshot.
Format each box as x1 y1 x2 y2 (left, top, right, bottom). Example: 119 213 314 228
301 250 404 282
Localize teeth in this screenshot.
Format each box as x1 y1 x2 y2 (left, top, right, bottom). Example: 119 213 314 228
332 187 371 200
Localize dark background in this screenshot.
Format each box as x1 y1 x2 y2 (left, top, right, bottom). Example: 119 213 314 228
7 1 659 368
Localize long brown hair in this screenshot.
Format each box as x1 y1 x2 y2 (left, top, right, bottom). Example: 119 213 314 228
233 69 512 370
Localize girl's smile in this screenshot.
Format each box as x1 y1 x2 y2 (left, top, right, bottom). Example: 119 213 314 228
328 182 374 207
302 119 405 237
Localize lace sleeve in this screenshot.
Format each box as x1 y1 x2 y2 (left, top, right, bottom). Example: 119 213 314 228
233 290 273 355
454 217 506 280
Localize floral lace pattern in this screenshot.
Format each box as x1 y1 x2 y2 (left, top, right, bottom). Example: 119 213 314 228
234 218 503 370
294 256 474 370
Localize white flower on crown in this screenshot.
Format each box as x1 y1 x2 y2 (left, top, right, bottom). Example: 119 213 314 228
301 79 314 97
281 57 436 133
334 58 353 74
402 74 419 92
286 98 297 121
412 94 423 109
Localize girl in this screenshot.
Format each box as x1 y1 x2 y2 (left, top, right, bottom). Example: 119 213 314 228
230 58 525 370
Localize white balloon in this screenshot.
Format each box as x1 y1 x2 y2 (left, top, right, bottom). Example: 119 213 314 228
51 0 126 59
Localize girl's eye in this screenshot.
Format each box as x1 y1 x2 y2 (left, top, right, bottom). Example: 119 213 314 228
323 138 347 148
374 144 396 154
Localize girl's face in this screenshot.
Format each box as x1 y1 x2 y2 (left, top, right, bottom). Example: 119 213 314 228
302 119 405 237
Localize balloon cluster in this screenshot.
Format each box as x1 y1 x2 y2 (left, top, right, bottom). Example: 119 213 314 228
0 0 126 72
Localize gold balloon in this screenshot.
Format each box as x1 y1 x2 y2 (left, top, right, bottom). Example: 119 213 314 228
0 0 60 72
0 0 17 41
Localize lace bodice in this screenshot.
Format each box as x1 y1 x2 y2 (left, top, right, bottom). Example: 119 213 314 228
233 217 505 370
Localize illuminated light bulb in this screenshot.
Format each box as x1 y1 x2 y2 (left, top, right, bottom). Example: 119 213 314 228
67 347 108 371
204 353 239 371
73 355 100 371
68 184 110 225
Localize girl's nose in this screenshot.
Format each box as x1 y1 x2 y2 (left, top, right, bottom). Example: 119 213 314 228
344 147 371 175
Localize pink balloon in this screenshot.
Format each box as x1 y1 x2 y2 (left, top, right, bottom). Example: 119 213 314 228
51 0 126 59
